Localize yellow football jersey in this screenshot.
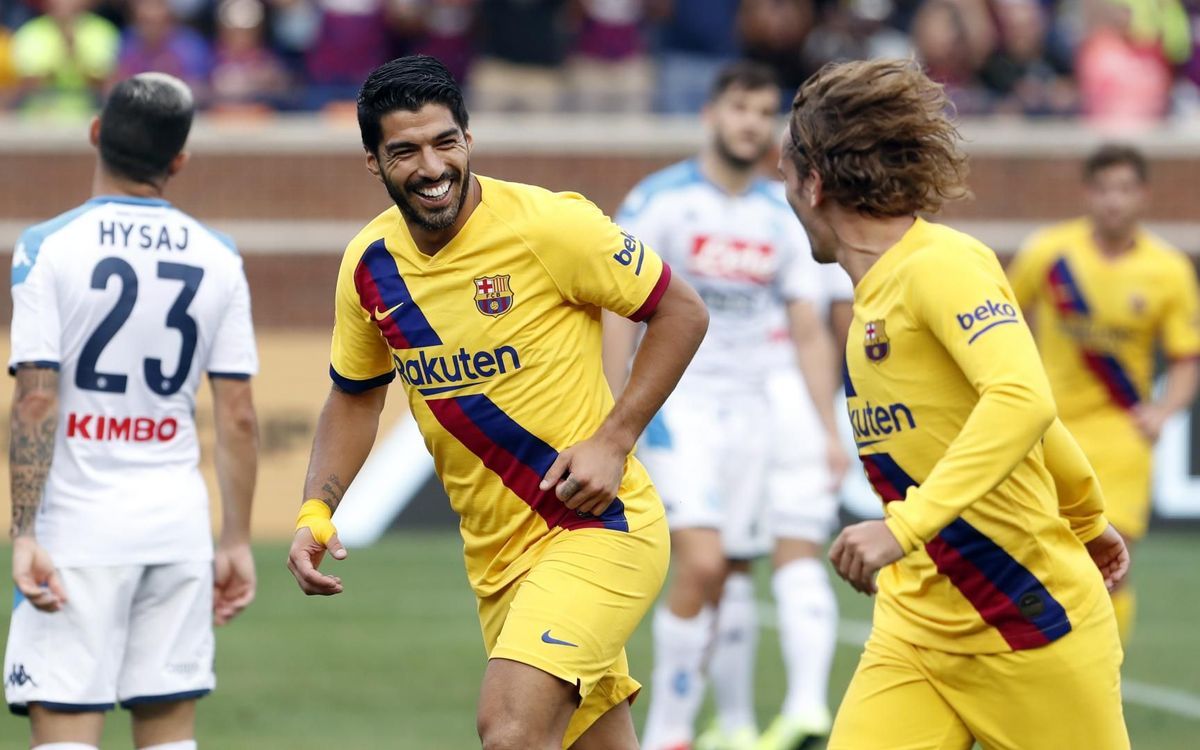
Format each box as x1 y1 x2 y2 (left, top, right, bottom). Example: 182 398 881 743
330 175 670 597
846 218 1109 653
1009 218 1200 421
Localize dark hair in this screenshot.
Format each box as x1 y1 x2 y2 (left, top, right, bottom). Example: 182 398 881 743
358 55 469 154
98 73 194 185
787 58 969 217
709 60 780 101
1084 143 1148 184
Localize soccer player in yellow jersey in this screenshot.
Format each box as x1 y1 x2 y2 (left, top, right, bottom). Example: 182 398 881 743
283 56 709 749
779 58 1131 750
1009 144 1200 644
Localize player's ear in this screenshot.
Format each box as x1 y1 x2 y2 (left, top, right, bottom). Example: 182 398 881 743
88 116 101 148
807 169 823 209
365 148 381 180
167 150 189 178
464 129 473 151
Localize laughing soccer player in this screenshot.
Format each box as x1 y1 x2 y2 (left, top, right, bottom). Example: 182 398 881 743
284 56 707 750
779 59 1131 749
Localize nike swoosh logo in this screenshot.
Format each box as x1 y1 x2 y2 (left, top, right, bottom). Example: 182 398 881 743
373 302 403 321
541 630 578 648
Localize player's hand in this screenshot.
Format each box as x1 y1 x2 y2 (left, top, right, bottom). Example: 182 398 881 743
286 526 347 596
539 433 627 517
826 433 850 490
214 540 256 625
11 536 67 613
1085 524 1130 592
1131 403 1169 443
829 520 904 596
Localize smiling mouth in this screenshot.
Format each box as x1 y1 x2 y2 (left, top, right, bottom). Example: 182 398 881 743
411 179 454 207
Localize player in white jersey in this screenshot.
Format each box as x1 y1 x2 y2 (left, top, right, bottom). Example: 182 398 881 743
4 74 259 750
604 62 847 750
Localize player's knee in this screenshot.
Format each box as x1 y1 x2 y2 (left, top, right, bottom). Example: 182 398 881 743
477 711 553 750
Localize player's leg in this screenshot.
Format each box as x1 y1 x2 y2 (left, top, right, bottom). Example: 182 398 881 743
639 400 729 750
568 693 638 749
6 566 142 749
479 517 670 749
120 562 215 749
759 368 840 750
827 631 972 750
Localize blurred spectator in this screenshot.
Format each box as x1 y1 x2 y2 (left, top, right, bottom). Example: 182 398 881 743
472 0 569 111
911 0 994 113
978 0 1076 115
393 0 477 85
304 0 393 108
738 0 815 97
0 27 18 108
11 0 120 119
654 0 740 112
212 0 291 110
567 0 652 112
1077 0 1172 124
266 0 322 67
118 0 214 96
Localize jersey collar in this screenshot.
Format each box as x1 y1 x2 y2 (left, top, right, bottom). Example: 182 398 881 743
87 195 172 208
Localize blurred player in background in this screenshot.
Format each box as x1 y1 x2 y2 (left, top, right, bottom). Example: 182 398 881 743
783 58 1130 749
4 73 260 750
1008 144 1200 645
605 62 847 750
286 56 708 749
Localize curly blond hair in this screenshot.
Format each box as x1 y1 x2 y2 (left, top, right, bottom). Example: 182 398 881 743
787 59 969 217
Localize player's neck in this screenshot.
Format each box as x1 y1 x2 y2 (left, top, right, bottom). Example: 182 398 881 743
1091 224 1138 258
699 151 756 196
407 175 482 256
92 168 166 201
830 209 917 286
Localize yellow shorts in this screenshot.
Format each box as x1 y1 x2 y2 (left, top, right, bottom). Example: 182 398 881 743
1067 412 1152 539
477 516 669 748
828 603 1128 750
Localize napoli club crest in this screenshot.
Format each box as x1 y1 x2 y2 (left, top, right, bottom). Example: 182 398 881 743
474 275 515 317
864 319 890 362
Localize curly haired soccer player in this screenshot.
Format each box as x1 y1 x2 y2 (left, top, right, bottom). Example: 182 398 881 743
284 56 708 750
779 58 1132 750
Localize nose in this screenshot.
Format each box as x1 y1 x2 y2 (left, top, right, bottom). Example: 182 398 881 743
415 146 446 181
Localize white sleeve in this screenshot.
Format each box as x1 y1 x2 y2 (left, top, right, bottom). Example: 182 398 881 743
776 220 822 304
206 267 258 378
615 187 668 254
8 233 62 373
820 261 855 302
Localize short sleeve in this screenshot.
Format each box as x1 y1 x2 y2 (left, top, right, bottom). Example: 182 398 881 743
9 231 61 374
820 262 854 303
206 267 259 379
534 193 671 322
1007 232 1053 312
329 249 396 392
774 221 821 304
1159 255 1200 360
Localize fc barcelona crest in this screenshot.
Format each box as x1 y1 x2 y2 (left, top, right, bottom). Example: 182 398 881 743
474 274 515 317
864 319 890 362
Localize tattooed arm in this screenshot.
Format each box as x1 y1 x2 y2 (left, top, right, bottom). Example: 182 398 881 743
287 383 388 596
9 365 67 612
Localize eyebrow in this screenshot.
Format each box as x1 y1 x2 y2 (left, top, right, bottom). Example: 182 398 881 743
384 128 462 154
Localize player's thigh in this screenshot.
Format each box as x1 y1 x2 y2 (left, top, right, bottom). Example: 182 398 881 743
478 657 578 749
130 698 197 748
119 561 215 709
944 615 1129 750
828 633 972 750
639 393 724 533
28 704 106 746
568 697 637 750
5 566 141 718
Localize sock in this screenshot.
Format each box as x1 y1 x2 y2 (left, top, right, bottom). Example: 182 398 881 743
33 745 99 750
1111 585 1136 646
774 558 838 722
709 572 759 736
138 742 197 750
640 605 715 749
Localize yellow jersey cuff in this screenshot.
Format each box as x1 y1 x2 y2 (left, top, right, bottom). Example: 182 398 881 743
295 499 338 546
884 513 923 555
1073 515 1111 545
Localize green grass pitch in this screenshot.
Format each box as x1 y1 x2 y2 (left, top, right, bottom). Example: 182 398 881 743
0 530 1196 748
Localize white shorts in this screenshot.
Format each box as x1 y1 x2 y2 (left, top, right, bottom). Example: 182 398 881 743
5 561 215 715
640 388 770 559
765 368 838 545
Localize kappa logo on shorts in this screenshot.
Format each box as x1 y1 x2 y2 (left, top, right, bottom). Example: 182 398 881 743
864 320 890 362
6 663 36 688
541 630 578 648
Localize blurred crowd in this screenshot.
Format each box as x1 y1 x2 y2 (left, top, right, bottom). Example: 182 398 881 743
0 0 1198 122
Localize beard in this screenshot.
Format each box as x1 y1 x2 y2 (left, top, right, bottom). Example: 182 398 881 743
714 131 770 171
384 163 472 232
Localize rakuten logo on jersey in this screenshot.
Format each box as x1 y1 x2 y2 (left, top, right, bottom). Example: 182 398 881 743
66 413 178 442
689 235 776 284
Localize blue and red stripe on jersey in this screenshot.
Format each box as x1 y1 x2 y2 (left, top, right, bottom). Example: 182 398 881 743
426 393 629 532
1047 257 1090 316
859 450 1071 650
354 239 442 350
1081 350 1141 409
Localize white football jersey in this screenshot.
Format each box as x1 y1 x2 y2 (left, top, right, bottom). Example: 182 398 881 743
9 196 258 566
617 160 836 390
